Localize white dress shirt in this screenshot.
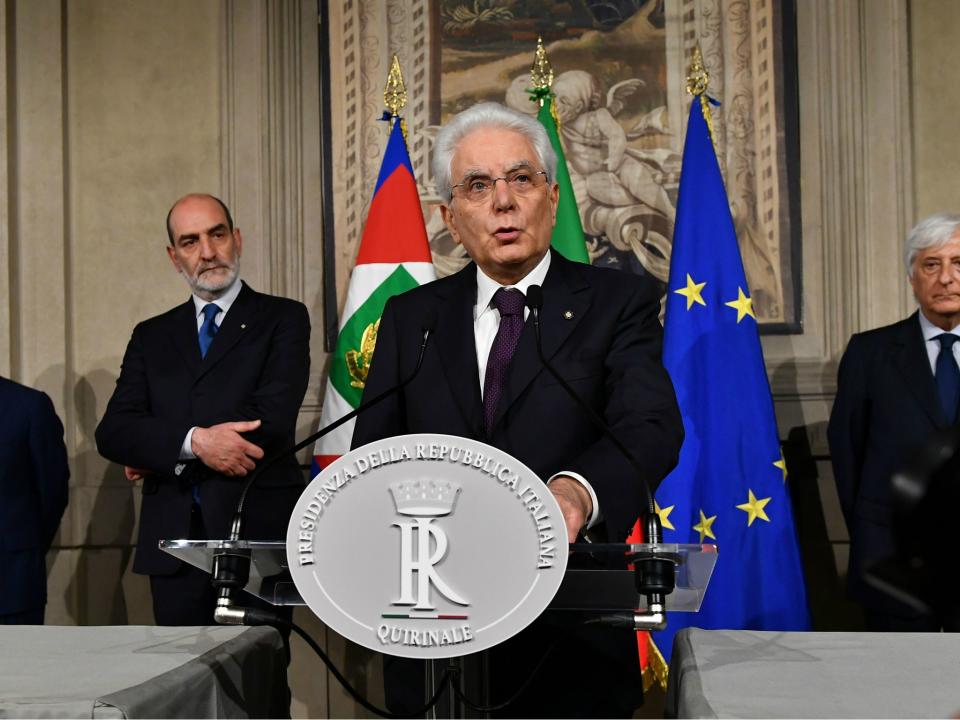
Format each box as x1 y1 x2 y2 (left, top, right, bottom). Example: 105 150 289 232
473 252 601 529
179 279 243 459
918 310 960 375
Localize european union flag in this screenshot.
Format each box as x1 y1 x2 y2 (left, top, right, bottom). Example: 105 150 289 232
652 97 810 667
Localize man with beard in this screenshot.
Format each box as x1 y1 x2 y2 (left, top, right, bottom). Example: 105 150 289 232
96 193 310 625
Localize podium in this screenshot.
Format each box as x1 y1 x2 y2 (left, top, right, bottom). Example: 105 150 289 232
162 435 718 717
162 539 716 716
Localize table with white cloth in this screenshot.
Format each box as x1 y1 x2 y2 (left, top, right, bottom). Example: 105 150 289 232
0 625 288 718
666 628 960 718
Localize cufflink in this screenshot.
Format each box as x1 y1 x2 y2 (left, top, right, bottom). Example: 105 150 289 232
174 463 185 476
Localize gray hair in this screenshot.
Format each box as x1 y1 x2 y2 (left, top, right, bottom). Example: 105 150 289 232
905 213 960 277
432 102 558 202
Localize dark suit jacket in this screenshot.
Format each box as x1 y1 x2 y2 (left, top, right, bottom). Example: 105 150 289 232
95 282 310 575
828 312 949 614
352 251 683 716
0 377 69 615
353 250 682 543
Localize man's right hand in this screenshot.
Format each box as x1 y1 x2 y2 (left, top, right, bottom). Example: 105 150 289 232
191 420 265 477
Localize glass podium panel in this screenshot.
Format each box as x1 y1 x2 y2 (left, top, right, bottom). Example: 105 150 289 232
160 539 717 612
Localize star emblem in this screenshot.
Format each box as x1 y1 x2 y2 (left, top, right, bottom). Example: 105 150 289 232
724 287 756 323
693 509 717 542
736 489 772 526
674 273 707 310
655 501 675 531
773 449 788 483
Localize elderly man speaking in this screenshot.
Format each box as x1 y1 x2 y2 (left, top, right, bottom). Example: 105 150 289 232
352 102 682 717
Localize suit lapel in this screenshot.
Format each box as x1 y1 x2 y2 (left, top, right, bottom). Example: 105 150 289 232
436 266 484 437
893 312 946 428
491 252 591 432
169 298 202 378
197 282 258 381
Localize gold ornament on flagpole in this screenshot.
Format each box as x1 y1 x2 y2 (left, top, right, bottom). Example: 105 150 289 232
530 37 554 96
383 54 408 137
384 54 407 116
685 43 709 97
529 37 562 130
685 43 716 148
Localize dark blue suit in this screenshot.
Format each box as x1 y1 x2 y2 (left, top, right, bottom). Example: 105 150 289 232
828 312 954 628
352 251 683 717
0 377 69 623
96 282 310 624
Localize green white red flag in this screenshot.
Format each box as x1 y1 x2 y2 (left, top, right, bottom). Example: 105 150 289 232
312 119 435 474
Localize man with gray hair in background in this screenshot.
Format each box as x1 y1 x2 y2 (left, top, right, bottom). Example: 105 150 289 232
829 212 960 632
353 102 682 716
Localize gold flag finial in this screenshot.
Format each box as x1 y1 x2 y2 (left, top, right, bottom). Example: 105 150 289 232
530 37 554 93
685 43 709 97
685 43 717 147
384 54 407 117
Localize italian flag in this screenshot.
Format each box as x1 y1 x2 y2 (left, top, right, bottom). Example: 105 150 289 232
312 118 435 475
531 87 590 264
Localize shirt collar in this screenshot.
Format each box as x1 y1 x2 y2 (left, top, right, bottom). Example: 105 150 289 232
475 251 551 319
191 277 242 318
918 309 960 341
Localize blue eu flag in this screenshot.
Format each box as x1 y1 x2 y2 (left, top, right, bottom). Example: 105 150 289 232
652 97 810 667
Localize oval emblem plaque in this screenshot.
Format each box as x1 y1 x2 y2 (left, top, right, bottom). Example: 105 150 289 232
287 433 568 659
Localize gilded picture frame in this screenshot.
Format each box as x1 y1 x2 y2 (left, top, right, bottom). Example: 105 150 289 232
323 0 801 338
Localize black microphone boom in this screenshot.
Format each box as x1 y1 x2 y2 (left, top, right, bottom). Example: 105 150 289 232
525 284 673 627
233 306 437 530
212 308 437 621
525 285 655 520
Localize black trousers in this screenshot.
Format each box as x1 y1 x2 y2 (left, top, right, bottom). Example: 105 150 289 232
0 607 44 624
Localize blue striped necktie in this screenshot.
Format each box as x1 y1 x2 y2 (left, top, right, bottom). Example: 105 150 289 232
199 303 221 358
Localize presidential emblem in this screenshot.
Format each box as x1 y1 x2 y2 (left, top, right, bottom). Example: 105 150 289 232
287 434 568 659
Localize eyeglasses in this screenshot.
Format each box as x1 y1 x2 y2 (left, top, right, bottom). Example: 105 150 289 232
451 170 549 203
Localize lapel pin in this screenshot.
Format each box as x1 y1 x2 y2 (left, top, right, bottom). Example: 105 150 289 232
563 310 574 320
241 323 246 330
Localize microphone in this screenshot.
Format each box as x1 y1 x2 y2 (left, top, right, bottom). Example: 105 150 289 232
525 285 674 627
213 308 438 625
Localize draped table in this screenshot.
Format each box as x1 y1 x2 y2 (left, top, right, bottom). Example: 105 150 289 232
667 628 960 718
0 625 287 718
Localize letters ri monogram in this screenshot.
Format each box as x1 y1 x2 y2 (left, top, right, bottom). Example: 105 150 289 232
388 477 468 610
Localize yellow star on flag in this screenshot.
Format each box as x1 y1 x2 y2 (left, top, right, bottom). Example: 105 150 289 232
724 287 756 323
773 450 788 483
655 501 675 531
736 489 772 526
674 273 707 310
693 509 717 542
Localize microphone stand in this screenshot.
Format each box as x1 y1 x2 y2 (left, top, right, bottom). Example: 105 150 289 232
525 285 674 630
213 310 437 625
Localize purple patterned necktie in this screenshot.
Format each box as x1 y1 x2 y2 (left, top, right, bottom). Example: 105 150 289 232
483 288 526 434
